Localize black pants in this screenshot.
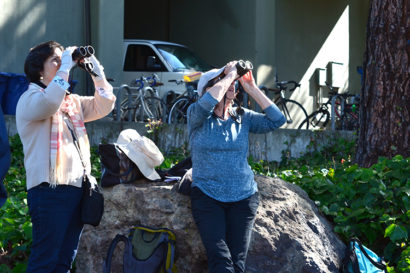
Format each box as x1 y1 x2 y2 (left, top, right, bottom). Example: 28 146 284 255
26 183 84 273
190 187 259 273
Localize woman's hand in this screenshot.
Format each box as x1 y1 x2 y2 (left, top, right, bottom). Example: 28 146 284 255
238 70 257 93
239 70 273 110
88 55 106 81
224 61 238 79
58 46 76 75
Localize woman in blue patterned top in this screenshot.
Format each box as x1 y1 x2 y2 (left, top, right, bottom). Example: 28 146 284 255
187 61 286 273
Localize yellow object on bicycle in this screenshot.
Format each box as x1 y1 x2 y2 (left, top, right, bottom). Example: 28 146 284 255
183 72 202 82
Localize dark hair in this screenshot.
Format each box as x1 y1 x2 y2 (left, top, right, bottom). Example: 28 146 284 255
24 41 63 82
202 76 222 95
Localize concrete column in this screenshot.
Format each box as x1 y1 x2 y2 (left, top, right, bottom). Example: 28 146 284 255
91 0 124 85
255 0 277 87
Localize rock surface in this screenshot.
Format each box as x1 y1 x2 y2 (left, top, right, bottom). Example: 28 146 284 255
76 175 346 273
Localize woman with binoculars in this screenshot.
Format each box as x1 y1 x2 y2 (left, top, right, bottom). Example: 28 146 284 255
16 41 115 272
188 61 286 273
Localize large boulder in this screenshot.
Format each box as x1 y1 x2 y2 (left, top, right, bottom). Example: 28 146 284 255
76 175 346 273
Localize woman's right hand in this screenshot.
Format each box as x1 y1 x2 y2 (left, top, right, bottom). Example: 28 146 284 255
58 46 76 75
223 61 238 79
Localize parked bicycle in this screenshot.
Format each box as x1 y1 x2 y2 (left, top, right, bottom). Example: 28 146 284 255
332 87 360 131
115 74 167 122
260 80 309 129
167 79 198 124
297 81 360 130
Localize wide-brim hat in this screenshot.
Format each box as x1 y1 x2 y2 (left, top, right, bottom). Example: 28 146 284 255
197 67 225 97
115 129 164 181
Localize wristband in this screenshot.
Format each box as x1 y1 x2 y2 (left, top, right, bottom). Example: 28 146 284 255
52 76 70 90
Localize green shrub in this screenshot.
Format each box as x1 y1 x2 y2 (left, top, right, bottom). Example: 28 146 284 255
249 138 409 272
0 135 29 272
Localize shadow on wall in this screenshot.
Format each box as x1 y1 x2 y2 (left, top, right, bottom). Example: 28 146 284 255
272 2 352 119
0 1 47 72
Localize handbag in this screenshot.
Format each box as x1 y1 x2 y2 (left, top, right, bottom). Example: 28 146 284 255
98 143 144 188
67 118 104 226
81 174 104 226
341 237 387 273
177 168 192 196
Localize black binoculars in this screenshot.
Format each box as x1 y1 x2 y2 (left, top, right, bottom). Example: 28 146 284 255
72 45 95 62
236 60 253 77
72 45 98 77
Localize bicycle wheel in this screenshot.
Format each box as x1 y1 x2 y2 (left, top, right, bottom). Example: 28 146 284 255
342 109 359 131
168 97 191 124
134 96 167 122
117 96 138 121
279 99 309 129
298 109 330 130
332 95 344 130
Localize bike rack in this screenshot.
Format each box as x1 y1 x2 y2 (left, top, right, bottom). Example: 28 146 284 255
114 84 140 122
330 94 347 130
331 96 336 130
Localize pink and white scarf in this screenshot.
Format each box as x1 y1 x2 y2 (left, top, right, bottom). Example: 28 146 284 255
50 94 90 185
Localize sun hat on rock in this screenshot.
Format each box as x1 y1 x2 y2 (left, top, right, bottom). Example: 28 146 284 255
115 129 164 181
197 67 225 97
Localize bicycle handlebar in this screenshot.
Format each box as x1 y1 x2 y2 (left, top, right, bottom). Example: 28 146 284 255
133 74 163 89
277 80 300 91
260 80 300 94
260 86 280 93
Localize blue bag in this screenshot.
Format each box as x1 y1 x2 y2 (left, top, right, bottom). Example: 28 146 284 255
342 238 387 273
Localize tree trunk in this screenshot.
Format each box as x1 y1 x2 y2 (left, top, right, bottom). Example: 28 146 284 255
356 0 410 167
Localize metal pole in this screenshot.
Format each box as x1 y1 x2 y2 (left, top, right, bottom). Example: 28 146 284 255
331 96 336 130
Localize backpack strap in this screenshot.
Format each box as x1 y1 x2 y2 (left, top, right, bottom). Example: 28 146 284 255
164 239 176 273
131 226 177 273
102 162 135 178
351 238 387 271
102 234 130 273
158 229 176 273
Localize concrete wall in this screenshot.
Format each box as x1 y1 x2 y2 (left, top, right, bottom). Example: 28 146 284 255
5 115 355 163
110 0 368 128
91 0 124 86
169 1 256 68
272 0 368 125
0 0 88 89
0 0 368 127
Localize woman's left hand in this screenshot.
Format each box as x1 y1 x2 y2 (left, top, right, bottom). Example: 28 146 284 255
238 70 257 93
88 55 106 80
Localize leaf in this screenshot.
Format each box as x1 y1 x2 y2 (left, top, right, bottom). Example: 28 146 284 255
0 264 11 273
11 262 27 273
385 224 408 242
3 218 15 225
346 208 366 220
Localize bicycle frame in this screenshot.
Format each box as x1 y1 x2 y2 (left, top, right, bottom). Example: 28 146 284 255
260 80 308 128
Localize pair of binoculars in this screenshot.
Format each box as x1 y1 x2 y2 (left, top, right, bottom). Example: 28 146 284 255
72 45 98 77
72 45 95 62
236 60 253 77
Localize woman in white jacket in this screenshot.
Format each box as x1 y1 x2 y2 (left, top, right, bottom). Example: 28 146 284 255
16 41 115 273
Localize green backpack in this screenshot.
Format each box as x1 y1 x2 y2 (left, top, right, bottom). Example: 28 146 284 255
102 226 177 273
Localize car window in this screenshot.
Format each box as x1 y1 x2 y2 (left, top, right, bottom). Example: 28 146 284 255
123 45 166 72
155 44 212 72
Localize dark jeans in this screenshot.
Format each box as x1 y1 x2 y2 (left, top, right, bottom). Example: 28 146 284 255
26 183 84 273
190 187 259 273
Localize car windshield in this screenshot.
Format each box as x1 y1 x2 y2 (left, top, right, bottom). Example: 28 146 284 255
156 44 212 72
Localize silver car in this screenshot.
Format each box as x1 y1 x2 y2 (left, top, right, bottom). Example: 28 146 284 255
121 39 212 99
